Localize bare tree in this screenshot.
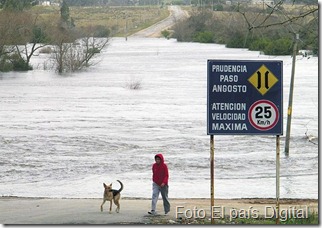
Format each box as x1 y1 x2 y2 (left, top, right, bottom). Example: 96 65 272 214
14 14 50 69
0 11 20 71
0 10 50 71
80 37 109 68
48 1 109 74
237 1 318 32
51 29 109 73
236 1 318 155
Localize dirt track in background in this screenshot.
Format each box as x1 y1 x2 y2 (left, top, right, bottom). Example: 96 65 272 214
130 5 188 38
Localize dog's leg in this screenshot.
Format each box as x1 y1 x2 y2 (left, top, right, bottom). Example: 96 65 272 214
114 198 120 213
115 202 120 213
109 200 112 214
101 200 106 212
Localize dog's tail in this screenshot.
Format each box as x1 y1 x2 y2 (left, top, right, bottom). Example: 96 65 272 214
117 180 123 193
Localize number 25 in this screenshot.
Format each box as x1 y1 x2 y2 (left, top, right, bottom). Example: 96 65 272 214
255 106 272 118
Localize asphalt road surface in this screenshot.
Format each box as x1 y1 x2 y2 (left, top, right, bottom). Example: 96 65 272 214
0 197 317 224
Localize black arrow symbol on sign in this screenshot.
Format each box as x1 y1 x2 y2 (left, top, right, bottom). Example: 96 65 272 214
265 71 269 89
257 71 261 89
256 70 270 90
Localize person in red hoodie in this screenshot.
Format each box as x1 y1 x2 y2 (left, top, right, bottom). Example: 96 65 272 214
148 153 170 215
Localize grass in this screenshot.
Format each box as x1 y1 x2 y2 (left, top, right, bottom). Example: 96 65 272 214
146 212 319 225
30 5 170 37
280 212 319 225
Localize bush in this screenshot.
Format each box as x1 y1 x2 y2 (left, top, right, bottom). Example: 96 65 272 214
225 32 246 48
298 18 318 55
193 31 214 43
10 54 33 71
0 53 32 72
93 25 110 37
172 8 317 56
249 38 272 53
126 77 142 90
172 10 213 42
161 30 170 39
272 38 292 55
32 26 49 43
213 4 224 11
0 57 13 72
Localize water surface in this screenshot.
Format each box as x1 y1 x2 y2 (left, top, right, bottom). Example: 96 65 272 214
0 38 318 199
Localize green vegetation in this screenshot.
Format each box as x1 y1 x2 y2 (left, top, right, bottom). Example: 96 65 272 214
0 1 169 73
0 0 34 11
31 5 169 37
147 212 319 225
193 31 214 43
172 3 318 56
0 0 317 73
161 29 171 39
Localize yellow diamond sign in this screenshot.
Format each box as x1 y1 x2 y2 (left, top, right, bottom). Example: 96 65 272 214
248 64 278 95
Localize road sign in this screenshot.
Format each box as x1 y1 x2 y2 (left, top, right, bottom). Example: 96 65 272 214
207 60 283 135
248 99 279 131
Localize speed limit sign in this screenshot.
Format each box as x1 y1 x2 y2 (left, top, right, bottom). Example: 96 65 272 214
248 100 279 131
207 60 282 135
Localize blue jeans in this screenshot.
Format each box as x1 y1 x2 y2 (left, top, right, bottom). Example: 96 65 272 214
151 182 170 213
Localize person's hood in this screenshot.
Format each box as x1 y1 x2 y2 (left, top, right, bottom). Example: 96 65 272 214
155 153 164 163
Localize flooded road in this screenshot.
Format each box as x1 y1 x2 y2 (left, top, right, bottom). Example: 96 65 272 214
0 37 318 199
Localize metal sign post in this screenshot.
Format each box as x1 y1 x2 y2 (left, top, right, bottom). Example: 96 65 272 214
207 60 283 223
276 135 280 224
210 135 215 224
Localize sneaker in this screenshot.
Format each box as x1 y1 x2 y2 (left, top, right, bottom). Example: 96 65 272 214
148 210 156 215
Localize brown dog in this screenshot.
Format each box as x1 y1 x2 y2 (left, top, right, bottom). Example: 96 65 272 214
100 180 123 213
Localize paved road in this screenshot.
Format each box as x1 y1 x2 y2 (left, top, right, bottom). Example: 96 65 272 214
0 197 317 224
130 5 188 38
0 198 156 224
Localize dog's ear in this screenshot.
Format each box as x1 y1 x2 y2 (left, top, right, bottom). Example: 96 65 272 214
103 183 107 188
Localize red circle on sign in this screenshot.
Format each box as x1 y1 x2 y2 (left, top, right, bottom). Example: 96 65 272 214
248 100 279 131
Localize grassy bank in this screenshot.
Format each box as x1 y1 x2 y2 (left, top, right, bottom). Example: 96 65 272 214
31 5 170 37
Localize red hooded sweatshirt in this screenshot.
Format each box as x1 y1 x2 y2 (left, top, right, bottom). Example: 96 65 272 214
152 153 169 186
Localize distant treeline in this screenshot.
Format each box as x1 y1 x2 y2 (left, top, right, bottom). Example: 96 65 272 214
64 0 126 6
0 0 163 8
59 0 160 6
0 0 315 8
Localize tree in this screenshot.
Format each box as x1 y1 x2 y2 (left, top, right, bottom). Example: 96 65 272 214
0 11 34 71
0 0 33 11
236 0 318 155
49 18 109 73
172 9 213 42
60 0 75 28
51 37 108 74
14 16 50 70
238 1 318 31
60 0 70 23
0 0 109 73
237 1 318 54
0 10 51 72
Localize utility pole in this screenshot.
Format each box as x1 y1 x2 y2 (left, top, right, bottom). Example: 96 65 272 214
284 33 299 156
